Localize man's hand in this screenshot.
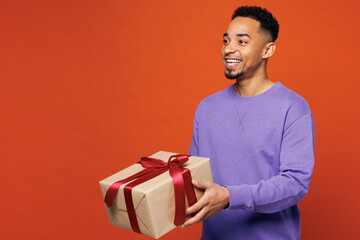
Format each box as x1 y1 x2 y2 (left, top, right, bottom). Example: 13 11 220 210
181 180 229 228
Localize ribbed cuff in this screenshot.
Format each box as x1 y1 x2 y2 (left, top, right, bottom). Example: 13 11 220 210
224 184 253 211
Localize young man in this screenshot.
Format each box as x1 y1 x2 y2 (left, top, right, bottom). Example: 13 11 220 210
182 6 315 240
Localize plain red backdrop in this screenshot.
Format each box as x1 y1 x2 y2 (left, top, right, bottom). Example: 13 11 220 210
1 0 359 239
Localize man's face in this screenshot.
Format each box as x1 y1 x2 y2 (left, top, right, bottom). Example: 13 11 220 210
221 17 270 80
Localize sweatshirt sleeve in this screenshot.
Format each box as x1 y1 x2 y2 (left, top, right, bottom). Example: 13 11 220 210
188 108 199 156
226 113 315 213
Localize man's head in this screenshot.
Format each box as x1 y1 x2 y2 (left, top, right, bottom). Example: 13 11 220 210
221 6 279 80
232 6 279 42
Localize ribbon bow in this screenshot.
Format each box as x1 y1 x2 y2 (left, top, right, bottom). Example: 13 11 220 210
104 154 197 234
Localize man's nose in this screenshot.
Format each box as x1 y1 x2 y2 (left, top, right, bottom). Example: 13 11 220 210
224 41 236 54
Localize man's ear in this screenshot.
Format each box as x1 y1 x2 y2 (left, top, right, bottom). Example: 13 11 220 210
263 42 276 59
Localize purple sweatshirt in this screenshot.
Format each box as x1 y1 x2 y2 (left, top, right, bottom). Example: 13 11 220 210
189 82 315 240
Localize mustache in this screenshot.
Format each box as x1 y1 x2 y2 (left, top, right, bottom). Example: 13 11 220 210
224 54 243 60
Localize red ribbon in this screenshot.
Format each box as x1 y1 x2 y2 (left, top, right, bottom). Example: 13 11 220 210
104 154 197 234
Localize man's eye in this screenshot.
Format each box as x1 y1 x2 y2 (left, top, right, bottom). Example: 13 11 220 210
223 39 229 44
239 40 247 44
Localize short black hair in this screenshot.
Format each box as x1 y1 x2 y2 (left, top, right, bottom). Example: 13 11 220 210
232 6 279 42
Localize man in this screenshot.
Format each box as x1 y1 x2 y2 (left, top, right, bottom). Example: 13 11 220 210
182 6 315 240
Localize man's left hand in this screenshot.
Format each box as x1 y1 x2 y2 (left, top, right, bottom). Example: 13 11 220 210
181 180 229 228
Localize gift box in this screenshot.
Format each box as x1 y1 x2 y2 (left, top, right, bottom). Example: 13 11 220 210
99 151 213 239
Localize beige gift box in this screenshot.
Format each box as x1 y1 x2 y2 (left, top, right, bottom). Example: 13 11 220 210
99 151 213 239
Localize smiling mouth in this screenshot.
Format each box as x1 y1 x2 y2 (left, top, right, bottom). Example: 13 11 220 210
225 58 241 69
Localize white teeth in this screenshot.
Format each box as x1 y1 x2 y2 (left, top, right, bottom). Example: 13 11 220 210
226 59 240 63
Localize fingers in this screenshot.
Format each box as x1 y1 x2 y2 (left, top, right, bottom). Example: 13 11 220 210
182 182 228 228
186 195 207 215
186 181 217 215
192 180 211 190
182 205 208 228
182 205 217 227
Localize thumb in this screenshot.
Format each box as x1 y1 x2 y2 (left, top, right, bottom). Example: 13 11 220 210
192 180 211 190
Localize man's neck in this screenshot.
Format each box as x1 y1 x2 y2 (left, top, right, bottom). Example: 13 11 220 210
234 75 275 97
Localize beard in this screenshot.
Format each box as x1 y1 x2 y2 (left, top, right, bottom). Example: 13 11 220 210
224 70 243 79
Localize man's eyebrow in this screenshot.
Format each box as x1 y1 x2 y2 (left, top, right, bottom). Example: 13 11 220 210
223 33 252 39
236 33 251 39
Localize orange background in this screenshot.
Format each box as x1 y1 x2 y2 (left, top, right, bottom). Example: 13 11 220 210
1 0 359 239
